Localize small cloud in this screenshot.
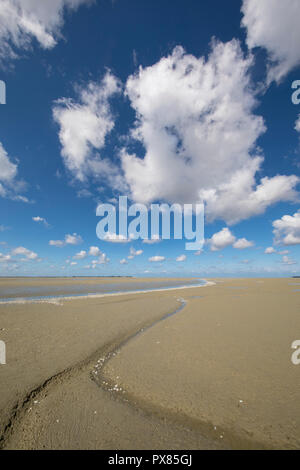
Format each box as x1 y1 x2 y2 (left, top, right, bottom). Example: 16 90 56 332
128 247 143 259
143 235 160 244
90 253 110 267
273 210 300 246
49 239 65 247
194 250 203 256
32 216 49 227
73 250 87 260
103 232 131 243
176 254 186 262
49 233 83 247
77 189 92 198
233 238 254 249
120 258 128 265
149 256 165 262
12 246 38 260
89 246 101 256
265 247 276 254
0 253 11 263
282 255 296 265
209 228 236 252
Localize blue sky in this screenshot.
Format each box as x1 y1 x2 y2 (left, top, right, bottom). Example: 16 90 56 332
0 0 300 277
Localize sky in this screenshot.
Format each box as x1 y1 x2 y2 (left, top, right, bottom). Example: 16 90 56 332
0 0 300 278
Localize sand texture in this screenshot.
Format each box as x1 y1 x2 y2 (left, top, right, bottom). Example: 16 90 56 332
0 277 299 449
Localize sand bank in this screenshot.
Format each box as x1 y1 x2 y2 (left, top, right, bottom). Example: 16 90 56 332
0 278 299 449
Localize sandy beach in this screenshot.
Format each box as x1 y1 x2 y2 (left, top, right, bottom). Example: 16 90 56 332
0 277 299 449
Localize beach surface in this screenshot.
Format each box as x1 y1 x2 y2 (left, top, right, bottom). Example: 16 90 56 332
0 277 299 449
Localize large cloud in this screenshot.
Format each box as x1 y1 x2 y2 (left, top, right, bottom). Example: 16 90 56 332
0 142 28 201
273 210 300 245
53 71 124 188
0 0 92 61
241 0 300 83
121 41 299 224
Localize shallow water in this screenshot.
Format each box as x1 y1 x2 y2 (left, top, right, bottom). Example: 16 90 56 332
0 279 207 303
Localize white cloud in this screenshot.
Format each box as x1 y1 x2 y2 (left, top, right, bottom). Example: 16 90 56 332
53 72 123 186
32 216 49 227
70 261 77 266
49 239 65 247
209 228 236 252
12 246 38 260
73 250 87 259
194 250 203 256
129 246 143 258
233 238 254 249
241 0 300 83
103 232 131 243
149 255 165 262
273 210 300 245
265 246 276 254
120 258 128 265
49 232 83 247
121 41 298 224
89 246 101 256
209 229 253 252
0 142 17 181
142 235 160 244
65 233 82 245
0 142 27 201
282 255 296 265
176 254 186 262
0 0 92 62
91 253 109 266
0 253 11 263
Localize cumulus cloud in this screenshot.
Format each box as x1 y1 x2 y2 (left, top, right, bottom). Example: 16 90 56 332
0 0 92 62
92 253 109 266
53 72 124 187
32 216 49 227
233 238 254 249
142 235 160 244
89 246 101 256
241 0 300 83
73 250 87 259
49 232 83 247
209 227 253 251
273 210 300 245
209 228 236 252
120 258 128 265
176 254 186 262
0 142 27 201
149 255 165 262
102 232 132 243
121 41 298 224
265 246 276 254
128 247 143 258
12 246 38 260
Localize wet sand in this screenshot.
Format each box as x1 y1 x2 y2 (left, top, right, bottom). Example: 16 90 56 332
0 278 299 449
